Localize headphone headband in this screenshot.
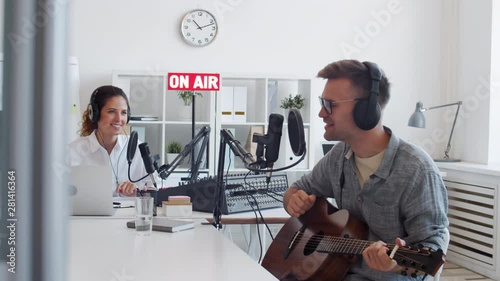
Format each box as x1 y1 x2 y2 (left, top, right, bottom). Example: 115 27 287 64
88 86 131 124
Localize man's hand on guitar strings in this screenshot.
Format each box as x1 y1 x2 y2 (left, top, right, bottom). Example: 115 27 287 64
285 188 316 217
363 237 406 273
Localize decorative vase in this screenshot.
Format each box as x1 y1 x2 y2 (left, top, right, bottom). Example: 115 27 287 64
166 153 179 165
179 105 192 121
283 108 301 118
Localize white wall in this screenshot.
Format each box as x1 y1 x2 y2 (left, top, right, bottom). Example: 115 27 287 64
453 0 492 164
0 0 492 163
489 0 500 165
69 0 446 163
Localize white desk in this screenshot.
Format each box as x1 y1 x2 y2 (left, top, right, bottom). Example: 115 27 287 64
68 217 278 281
75 200 290 262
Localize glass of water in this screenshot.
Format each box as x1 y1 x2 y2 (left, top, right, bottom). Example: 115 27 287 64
135 197 154 236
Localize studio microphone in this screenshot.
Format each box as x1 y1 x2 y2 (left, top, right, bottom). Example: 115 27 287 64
265 113 284 184
287 108 306 157
138 142 158 188
127 131 138 164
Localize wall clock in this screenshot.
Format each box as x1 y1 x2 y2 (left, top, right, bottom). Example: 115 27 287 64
180 9 218 47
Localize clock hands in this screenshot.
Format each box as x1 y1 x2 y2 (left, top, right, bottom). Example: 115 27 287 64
192 20 202 30
199 22 215 29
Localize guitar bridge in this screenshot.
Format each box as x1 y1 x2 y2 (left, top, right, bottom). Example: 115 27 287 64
284 225 306 259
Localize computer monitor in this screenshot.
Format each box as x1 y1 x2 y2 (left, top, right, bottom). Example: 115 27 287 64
321 141 337 155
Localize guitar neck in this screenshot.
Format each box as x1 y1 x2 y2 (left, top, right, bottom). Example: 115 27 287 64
315 235 445 276
317 235 376 256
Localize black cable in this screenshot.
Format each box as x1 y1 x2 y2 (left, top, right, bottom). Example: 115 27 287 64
244 148 307 174
339 144 347 209
243 172 275 241
260 192 283 203
245 195 263 263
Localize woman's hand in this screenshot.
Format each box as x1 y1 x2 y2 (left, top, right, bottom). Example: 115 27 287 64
116 181 137 196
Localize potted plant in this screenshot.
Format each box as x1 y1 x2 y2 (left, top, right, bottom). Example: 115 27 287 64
177 90 203 121
178 90 203 106
165 141 183 164
280 94 305 112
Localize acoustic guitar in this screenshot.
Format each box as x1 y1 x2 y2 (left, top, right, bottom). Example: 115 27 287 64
261 198 445 281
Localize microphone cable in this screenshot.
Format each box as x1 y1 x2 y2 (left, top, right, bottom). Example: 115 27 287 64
243 171 275 240
242 172 278 261
244 148 307 174
242 172 265 264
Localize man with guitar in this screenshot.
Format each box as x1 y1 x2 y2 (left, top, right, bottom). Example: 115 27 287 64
281 60 449 280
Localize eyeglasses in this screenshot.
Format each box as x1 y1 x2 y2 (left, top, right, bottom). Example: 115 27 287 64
318 96 360 114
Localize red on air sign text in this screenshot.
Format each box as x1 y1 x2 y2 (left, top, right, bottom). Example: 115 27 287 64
167 73 220 91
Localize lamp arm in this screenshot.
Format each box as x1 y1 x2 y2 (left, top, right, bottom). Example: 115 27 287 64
426 101 462 111
443 102 462 159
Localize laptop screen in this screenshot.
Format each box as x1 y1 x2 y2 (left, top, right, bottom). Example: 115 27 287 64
321 141 337 155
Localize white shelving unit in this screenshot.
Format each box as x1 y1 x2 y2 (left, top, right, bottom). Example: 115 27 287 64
216 74 313 173
112 70 313 177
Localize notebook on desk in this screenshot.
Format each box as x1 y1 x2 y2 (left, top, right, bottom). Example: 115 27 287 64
69 165 116 216
126 217 195 233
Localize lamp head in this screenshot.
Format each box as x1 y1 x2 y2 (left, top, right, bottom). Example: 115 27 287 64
408 101 426 128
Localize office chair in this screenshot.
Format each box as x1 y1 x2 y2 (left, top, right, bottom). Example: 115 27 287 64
430 228 451 281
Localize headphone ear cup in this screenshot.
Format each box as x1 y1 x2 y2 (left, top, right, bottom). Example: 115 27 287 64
353 97 381 130
88 102 99 123
88 88 100 123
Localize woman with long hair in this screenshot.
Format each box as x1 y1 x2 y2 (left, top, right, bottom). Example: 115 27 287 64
67 85 150 196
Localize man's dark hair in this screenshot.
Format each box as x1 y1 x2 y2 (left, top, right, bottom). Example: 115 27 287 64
317 60 391 108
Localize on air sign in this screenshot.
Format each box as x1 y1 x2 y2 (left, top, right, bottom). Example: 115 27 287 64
167 73 220 91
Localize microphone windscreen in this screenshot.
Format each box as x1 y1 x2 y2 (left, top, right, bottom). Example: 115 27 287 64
127 131 138 163
139 142 156 174
265 114 284 163
288 108 305 156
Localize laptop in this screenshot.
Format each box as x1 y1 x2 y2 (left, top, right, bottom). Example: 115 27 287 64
321 141 337 155
69 165 116 216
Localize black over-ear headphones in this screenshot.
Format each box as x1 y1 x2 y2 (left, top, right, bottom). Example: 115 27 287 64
353 61 382 130
88 86 131 124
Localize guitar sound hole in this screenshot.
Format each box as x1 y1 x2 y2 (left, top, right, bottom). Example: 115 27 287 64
304 231 324 256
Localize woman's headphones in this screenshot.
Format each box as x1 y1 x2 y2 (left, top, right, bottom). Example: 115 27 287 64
88 86 131 124
352 61 382 131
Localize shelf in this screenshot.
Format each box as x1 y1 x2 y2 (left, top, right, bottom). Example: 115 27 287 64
113 70 314 176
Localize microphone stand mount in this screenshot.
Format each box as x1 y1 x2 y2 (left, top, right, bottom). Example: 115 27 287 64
213 129 269 230
156 126 211 184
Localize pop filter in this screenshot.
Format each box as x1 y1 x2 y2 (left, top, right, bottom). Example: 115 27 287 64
127 130 138 163
288 108 305 156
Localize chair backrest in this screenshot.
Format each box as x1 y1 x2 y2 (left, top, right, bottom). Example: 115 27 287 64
432 228 450 281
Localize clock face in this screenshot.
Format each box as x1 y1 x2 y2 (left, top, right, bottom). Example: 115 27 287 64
181 9 218 47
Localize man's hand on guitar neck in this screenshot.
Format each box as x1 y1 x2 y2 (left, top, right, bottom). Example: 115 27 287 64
363 235 406 272
363 238 409 274
283 188 316 217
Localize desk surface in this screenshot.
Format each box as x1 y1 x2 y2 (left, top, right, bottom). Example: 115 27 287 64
69 218 278 281
80 198 290 222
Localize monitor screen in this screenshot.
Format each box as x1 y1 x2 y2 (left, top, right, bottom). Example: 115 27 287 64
321 141 337 155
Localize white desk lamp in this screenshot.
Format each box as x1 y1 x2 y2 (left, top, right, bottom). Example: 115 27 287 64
408 101 462 162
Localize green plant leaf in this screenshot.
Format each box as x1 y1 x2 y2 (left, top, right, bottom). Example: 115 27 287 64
177 91 203 106
280 94 305 109
165 141 183 153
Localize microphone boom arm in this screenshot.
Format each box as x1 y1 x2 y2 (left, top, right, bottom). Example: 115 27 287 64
157 126 211 183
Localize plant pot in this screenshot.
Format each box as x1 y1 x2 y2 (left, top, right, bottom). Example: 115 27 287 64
283 108 302 118
166 153 179 165
179 106 192 121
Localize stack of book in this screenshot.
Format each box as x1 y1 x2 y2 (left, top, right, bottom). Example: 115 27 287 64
162 196 192 217
130 115 159 121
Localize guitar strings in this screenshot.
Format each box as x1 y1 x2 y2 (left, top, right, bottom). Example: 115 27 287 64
287 233 433 262
286 237 427 270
